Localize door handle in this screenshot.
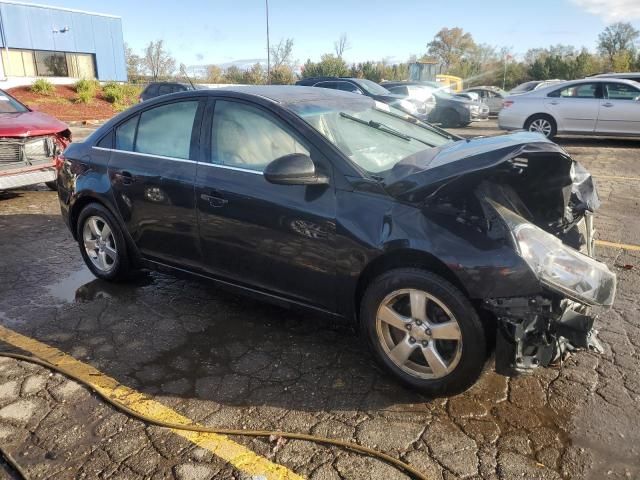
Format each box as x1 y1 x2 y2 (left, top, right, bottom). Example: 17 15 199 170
602 102 614 108
200 193 228 208
114 170 135 185
549 101 559 105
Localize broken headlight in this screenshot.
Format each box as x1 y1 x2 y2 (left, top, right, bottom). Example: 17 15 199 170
492 202 616 307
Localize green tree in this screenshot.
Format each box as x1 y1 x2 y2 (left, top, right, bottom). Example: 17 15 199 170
597 22 639 65
301 54 349 78
270 65 296 84
427 27 476 71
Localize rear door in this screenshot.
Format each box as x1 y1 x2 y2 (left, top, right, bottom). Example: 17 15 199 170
195 98 337 310
595 82 640 135
544 82 602 133
108 98 205 268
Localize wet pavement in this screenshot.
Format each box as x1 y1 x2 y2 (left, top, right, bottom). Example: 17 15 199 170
0 122 639 479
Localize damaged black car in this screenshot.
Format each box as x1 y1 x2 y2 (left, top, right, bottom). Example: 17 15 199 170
57 86 616 395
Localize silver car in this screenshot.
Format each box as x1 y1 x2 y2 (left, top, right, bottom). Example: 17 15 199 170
498 78 640 139
461 86 509 115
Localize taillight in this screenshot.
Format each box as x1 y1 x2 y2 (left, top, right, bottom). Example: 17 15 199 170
503 100 514 108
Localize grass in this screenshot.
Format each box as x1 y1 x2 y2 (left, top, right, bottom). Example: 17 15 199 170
30 79 55 95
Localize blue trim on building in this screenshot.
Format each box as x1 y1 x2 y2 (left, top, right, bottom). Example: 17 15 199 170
0 1 126 81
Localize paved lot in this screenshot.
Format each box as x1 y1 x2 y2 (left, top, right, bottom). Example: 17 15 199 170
0 121 639 480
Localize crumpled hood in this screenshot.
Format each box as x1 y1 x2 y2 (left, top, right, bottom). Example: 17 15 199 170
0 111 69 138
384 132 572 201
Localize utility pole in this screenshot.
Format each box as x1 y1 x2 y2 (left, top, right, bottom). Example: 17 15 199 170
265 0 270 84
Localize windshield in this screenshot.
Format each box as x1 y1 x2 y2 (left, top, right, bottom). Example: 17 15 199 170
289 99 452 174
0 91 29 113
355 79 392 96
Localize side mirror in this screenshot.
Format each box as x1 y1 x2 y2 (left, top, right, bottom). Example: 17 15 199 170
264 154 329 186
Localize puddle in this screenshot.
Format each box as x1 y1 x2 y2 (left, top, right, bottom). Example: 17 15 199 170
46 267 154 303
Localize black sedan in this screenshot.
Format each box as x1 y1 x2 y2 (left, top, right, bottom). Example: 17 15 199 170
57 86 615 395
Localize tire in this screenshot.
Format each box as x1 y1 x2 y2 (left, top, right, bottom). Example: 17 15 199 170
45 180 58 191
524 114 557 139
360 268 486 396
76 203 131 281
440 109 461 128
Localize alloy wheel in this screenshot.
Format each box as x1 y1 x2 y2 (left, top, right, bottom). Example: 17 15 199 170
375 288 463 379
82 215 117 273
528 118 553 137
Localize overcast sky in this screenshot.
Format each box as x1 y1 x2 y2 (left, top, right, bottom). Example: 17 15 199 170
19 0 640 67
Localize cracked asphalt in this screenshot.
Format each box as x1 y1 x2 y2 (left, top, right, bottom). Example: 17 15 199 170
1 121 639 479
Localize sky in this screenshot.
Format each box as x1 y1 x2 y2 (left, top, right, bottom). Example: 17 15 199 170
17 0 640 68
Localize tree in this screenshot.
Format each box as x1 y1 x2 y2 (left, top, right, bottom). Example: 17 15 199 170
124 43 142 80
597 22 639 64
334 33 350 59
242 63 267 84
224 66 245 84
142 40 176 81
301 54 349 78
205 65 225 83
270 38 295 68
427 27 476 71
270 65 296 84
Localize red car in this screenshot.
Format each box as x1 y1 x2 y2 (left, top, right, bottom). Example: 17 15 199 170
0 89 71 190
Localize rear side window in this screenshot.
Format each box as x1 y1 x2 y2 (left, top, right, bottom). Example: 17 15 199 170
338 82 362 93
145 84 158 96
389 86 408 95
606 83 640 100
158 85 173 96
315 81 339 90
115 115 138 151
136 101 199 159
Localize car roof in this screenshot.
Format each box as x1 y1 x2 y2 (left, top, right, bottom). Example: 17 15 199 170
216 85 364 104
591 72 640 79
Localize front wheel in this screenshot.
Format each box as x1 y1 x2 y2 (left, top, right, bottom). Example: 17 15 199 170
76 203 131 281
440 109 462 128
360 269 486 396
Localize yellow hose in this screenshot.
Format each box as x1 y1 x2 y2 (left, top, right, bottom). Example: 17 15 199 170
0 352 431 480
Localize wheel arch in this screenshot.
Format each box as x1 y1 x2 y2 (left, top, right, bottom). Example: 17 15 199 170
523 112 557 130
354 248 469 320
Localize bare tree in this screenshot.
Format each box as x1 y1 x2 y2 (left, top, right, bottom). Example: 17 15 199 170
334 33 350 59
143 40 176 81
270 38 295 69
124 43 142 80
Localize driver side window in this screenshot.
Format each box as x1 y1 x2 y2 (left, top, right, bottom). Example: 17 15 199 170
211 100 309 172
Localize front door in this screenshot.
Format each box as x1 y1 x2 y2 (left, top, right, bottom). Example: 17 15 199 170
195 99 337 311
595 82 640 135
545 82 602 133
108 99 204 268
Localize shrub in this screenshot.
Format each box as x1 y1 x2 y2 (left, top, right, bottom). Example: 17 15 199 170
30 79 55 95
76 90 93 104
75 79 99 95
102 82 141 110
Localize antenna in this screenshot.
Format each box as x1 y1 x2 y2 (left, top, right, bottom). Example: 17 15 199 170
180 64 195 90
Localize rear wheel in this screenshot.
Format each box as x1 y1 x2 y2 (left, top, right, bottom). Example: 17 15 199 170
77 204 131 281
360 269 486 396
525 114 557 139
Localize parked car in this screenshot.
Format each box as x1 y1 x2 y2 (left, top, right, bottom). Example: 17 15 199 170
509 79 564 95
455 91 480 102
461 86 509 115
0 89 70 191
295 77 421 117
382 81 490 127
139 82 206 102
499 78 640 139
590 72 640 82
58 86 615 395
